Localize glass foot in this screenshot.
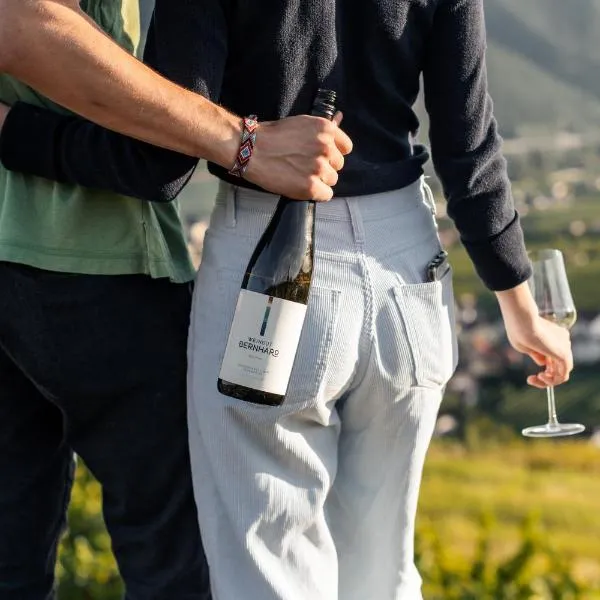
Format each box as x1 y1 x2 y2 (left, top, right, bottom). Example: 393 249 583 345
522 423 586 438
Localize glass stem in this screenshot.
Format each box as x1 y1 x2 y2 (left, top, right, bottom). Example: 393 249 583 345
546 386 559 428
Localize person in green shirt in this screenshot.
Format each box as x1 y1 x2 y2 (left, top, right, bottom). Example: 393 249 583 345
0 1 351 598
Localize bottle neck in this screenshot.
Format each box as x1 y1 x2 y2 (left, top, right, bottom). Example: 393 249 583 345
310 107 335 120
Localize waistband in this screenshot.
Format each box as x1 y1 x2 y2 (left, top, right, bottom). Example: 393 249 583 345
208 178 440 255
213 178 435 224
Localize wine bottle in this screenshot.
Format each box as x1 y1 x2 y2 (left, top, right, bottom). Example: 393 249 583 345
218 89 337 406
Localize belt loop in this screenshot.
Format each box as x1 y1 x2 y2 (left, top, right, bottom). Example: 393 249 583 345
346 197 365 245
226 185 238 228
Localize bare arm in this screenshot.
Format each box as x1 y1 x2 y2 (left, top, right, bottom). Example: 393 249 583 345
0 0 241 167
0 0 352 200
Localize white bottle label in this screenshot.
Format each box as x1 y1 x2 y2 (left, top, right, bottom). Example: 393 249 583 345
219 290 308 396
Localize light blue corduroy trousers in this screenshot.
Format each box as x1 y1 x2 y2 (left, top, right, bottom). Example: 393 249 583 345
187 179 459 600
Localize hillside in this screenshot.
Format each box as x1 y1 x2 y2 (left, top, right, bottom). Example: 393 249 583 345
486 41 600 137
485 0 600 136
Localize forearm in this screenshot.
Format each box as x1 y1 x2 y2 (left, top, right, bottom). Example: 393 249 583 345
0 0 239 168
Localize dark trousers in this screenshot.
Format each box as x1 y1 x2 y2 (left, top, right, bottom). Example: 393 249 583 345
0 262 210 599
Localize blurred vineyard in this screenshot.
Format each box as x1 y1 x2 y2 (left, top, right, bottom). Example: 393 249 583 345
56 436 600 599
56 462 124 600
419 437 600 599
446 196 600 313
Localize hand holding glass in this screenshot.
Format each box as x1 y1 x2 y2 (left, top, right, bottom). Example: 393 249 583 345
522 249 585 438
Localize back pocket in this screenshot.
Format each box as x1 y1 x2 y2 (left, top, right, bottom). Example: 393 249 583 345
393 268 458 388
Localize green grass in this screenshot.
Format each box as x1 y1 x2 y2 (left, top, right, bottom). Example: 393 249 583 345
419 439 600 595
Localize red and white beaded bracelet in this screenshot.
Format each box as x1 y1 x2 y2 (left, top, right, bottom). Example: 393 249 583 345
228 115 259 178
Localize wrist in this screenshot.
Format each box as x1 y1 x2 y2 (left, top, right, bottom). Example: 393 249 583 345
227 115 258 178
495 281 539 323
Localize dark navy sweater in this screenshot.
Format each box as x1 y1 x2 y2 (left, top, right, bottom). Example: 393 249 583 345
0 0 531 290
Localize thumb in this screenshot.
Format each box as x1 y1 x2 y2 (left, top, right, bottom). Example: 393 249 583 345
333 111 344 126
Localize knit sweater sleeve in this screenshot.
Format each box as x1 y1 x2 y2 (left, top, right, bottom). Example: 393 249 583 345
422 0 531 291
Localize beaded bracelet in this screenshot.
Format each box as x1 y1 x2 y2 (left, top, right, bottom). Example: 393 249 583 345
228 115 259 178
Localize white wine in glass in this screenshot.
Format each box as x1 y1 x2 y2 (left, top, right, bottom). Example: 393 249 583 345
522 249 585 438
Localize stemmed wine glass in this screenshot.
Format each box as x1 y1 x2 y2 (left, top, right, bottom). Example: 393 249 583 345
522 249 585 438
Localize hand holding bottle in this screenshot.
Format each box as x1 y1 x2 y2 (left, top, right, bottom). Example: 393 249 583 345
245 111 352 202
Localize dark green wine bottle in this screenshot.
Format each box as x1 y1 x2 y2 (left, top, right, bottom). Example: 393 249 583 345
218 89 337 406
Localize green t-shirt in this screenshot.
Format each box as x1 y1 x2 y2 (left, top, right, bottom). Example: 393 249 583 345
0 0 195 283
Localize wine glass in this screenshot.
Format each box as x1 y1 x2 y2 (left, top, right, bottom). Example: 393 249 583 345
522 249 585 438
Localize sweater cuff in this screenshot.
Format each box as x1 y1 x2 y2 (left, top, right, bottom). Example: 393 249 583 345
462 212 532 291
0 102 69 182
